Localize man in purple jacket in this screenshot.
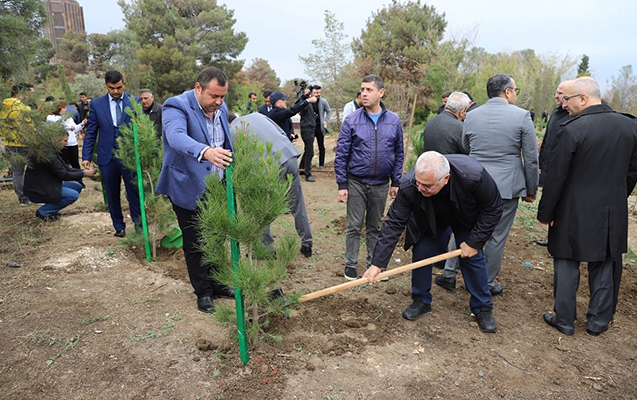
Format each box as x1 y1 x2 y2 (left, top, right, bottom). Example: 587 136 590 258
335 74 404 281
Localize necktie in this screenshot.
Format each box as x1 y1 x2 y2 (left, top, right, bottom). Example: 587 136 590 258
114 98 122 126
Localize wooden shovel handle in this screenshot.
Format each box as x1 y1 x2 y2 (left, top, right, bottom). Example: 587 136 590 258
299 249 462 303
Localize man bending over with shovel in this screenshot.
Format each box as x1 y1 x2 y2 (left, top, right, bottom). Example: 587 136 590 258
364 151 503 333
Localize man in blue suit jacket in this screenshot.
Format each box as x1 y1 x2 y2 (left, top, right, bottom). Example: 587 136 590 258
156 67 234 313
82 70 141 237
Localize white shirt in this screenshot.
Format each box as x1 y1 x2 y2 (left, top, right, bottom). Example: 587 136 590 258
46 114 84 146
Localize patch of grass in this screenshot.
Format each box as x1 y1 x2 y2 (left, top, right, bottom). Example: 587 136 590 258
623 246 637 266
46 331 84 365
133 295 154 304
105 248 115 258
129 316 182 342
82 315 108 325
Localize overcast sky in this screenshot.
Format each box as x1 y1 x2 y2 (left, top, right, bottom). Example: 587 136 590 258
82 0 637 93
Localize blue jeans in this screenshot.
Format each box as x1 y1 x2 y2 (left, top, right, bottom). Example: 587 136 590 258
29 181 83 217
411 224 492 315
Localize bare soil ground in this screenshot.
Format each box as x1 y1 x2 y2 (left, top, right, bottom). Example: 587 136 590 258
1 135 636 400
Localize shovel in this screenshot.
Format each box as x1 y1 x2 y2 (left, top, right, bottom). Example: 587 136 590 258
300 249 462 303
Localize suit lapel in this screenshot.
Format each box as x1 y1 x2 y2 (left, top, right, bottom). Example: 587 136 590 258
188 90 211 145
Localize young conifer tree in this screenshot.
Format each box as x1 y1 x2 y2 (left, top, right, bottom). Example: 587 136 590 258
115 99 173 258
197 126 299 347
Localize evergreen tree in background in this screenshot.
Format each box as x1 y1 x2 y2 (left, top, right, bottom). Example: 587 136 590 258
577 54 591 77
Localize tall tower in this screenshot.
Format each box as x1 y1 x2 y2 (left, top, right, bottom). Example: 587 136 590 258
43 0 86 52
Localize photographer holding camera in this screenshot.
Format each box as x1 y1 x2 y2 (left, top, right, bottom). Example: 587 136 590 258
267 89 317 146
298 84 320 182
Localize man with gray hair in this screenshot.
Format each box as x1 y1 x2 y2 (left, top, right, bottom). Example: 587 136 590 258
364 151 503 333
423 91 470 155
436 74 538 296
538 77 637 336
139 89 162 137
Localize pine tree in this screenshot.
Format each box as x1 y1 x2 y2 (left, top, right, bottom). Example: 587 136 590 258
577 54 591 77
114 99 173 258
197 126 299 347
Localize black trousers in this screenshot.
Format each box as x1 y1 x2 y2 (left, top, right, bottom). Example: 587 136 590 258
61 145 80 169
300 130 315 176
315 128 325 167
171 202 220 298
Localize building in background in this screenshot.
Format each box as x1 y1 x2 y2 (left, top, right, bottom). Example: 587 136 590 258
43 0 85 54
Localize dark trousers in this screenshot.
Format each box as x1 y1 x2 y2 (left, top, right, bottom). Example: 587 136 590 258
300 130 315 176
411 224 492 315
100 157 141 231
553 257 617 334
61 145 80 169
316 128 325 167
171 202 220 298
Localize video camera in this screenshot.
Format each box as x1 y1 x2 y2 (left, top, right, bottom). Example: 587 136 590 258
294 80 312 100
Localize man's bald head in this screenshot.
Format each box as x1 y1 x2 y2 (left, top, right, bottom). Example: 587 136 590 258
555 80 573 106
561 77 602 117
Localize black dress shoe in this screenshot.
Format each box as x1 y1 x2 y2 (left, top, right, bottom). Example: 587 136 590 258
268 288 289 304
490 284 504 296
543 313 574 336
586 325 609 336
197 296 214 313
536 240 549 247
212 286 235 299
476 309 497 333
401 301 432 321
114 230 126 238
435 275 456 290
300 244 312 257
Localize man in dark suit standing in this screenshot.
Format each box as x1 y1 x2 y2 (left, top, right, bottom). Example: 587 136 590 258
538 77 637 336
82 70 141 238
156 67 235 313
423 91 470 155
258 90 273 115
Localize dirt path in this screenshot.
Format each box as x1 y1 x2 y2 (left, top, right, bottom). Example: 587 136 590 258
1 135 636 399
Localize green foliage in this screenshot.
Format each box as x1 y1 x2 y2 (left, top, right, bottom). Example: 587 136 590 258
197 127 299 347
244 58 280 93
352 0 446 85
56 31 89 76
70 73 105 99
129 317 181 342
577 54 591 77
114 99 173 258
87 30 141 92
119 0 247 103
56 64 74 103
1 97 67 167
29 38 55 83
0 0 48 81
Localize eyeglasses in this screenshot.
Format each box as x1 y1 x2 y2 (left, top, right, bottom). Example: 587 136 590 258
410 175 445 192
561 93 582 103
507 87 520 95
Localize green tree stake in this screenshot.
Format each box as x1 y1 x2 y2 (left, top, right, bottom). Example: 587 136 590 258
225 162 249 365
100 179 108 206
133 123 151 261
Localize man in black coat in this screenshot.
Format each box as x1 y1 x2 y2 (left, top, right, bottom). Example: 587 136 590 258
297 87 318 182
364 151 503 333
139 89 162 138
267 91 316 142
423 91 470 155
23 138 97 220
535 80 572 247
538 77 637 336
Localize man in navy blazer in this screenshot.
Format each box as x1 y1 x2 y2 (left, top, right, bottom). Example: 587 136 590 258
82 70 141 237
156 66 234 313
